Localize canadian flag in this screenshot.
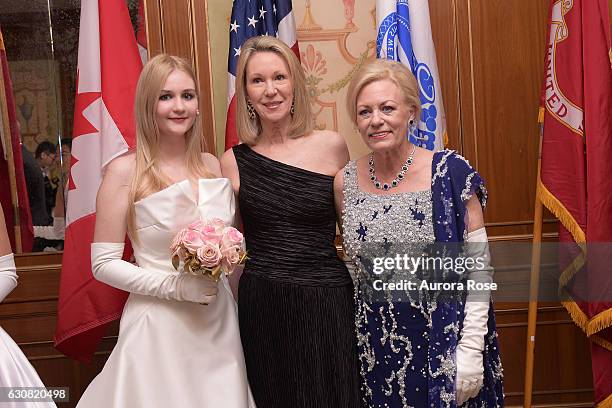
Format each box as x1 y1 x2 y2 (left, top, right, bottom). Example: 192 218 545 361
54 0 143 361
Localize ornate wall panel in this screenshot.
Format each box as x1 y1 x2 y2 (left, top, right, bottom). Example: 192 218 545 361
294 0 376 159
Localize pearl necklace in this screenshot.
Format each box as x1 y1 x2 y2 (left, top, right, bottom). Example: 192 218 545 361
368 145 416 190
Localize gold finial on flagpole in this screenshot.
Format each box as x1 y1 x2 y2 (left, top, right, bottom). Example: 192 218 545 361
299 0 322 31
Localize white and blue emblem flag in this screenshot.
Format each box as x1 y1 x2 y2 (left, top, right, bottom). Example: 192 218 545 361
376 0 446 151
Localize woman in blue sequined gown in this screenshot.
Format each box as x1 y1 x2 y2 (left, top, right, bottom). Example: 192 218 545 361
334 59 504 407
221 36 360 407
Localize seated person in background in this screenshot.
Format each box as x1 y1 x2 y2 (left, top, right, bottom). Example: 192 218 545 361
30 141 63 251
22 144 50 227
34 141 57 219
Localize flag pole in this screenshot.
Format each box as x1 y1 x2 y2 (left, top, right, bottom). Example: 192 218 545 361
523 114 545 407
0 48 21 253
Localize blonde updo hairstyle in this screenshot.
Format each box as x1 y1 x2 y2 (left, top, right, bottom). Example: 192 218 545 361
128 54 213 235
346 59 421 125
235 35 313 144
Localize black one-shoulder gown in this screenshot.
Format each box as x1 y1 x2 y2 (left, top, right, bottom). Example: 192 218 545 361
233 144 360 408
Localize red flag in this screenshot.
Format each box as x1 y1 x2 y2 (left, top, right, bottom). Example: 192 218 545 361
225 0 300 150
0 27 33 253
54 0 142 362
538 0 612 404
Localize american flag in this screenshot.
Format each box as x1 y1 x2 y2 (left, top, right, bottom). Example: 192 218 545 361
225 0 299 150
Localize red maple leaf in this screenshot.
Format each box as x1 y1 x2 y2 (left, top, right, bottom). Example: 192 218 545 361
73 72 101 137
69 72 101 191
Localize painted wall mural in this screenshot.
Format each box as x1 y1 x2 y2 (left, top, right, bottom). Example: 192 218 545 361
294 0 377 158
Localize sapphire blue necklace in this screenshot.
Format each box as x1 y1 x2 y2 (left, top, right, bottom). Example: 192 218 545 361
368 144 416 190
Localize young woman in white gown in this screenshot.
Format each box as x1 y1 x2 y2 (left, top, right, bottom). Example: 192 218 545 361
76 54 254 408
0 204 56 408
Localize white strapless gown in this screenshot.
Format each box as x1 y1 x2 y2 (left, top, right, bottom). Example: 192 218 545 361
0 327 57 407
77 179 255 408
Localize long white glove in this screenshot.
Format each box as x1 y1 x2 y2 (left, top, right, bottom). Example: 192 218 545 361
0 253 18 303
91 243 218 304
456 227 492 405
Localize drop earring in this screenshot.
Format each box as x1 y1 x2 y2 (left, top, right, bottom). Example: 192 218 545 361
409 118 416 132
247 100 256 120
290 97 295 115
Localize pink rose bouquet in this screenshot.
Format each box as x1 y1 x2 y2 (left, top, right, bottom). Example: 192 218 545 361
170 218 247 281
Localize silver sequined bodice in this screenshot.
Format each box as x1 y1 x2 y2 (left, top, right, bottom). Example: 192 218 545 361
342 160 435 259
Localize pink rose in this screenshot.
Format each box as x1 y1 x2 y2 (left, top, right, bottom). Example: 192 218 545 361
170 228 188 253
183 230 204 253
221 227 243 251
209 218 226 231
222 245 241 264
201 225 223 245
210 219 227 236
197 242 222 268
221 258 235 275
188 220 206 232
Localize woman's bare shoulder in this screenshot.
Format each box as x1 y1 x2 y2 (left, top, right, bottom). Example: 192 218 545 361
201 152 221 177
308 129 349 164
220 147 236 166
105 151 136 182
310 129 346 148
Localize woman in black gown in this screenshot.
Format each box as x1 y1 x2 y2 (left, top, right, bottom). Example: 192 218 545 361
221 36 360 407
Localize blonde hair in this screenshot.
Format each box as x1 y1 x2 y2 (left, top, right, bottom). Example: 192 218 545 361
346 59 421 125
235 36 313 144
128 54 214 235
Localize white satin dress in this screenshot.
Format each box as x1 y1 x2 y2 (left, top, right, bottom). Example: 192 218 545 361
0 254 57 407
0 329 58 407
77 179 255 408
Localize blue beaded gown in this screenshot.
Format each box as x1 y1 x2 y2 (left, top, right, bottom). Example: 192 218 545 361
233 143 360 408
341 151 504 408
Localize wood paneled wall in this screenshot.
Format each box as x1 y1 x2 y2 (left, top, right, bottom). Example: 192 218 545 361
144 0 216 153
2 1 608 407
429 0 556 239
1 253 116 407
